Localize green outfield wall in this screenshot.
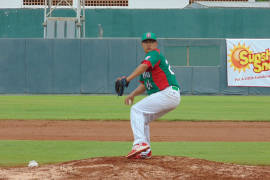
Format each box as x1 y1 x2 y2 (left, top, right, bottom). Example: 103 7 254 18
0 38 269 95
1 8 270 38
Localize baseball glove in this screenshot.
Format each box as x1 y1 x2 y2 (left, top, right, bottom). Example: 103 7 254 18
115 78 129 96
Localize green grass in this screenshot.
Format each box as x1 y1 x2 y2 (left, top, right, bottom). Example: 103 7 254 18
0 96 269 167
0 140 269 167
0 95 269 121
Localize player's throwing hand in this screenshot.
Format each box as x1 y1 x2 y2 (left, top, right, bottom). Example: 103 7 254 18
125 95 134 105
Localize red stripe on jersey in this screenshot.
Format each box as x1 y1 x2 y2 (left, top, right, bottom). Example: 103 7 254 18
139 80 144 84
154 48 160 54
141 60 152 69
152 60 169 90
141 49 160 68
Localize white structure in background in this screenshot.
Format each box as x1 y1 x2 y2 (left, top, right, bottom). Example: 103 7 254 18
0 0 21 8
43 0 85 38
129 0 189 9
0 0 189 9
188 1 270 8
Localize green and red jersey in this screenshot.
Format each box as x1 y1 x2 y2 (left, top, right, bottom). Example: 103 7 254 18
139 49 180 95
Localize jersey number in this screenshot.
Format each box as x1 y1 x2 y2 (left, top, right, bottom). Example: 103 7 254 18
165 59 175 75
146 80 152 90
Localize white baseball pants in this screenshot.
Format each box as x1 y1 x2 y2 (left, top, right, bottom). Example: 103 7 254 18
130 86 181 146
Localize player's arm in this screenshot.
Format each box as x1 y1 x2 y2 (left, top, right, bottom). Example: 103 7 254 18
130 83 146 97
125 84 146 105
126 64 148 83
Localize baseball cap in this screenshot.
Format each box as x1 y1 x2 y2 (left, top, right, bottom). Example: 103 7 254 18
141 32 157 42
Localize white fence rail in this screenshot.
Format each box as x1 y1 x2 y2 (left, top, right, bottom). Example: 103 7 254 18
1 0 190 9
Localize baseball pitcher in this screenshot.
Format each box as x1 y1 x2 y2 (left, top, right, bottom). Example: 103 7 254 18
115 32 181 159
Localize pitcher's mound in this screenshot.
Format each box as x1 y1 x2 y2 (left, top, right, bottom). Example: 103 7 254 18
1 156 270 180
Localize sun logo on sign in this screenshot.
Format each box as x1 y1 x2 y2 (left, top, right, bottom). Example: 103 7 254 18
228 43 252 72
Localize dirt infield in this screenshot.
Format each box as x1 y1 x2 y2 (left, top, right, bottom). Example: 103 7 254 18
0 120 270 141
1 120 270 179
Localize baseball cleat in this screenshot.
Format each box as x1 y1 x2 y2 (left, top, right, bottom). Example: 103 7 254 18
132 148 152 159
126 142 150 159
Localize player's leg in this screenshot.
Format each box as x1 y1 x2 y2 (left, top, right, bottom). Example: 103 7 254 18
126 107 151 158
130 86 180 146
149 86 181 121
143 108 172 146
127 86 180 158
130 107 148 145
144 121 150 145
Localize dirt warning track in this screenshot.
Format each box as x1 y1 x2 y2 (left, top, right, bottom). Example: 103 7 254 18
0 120 269 141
